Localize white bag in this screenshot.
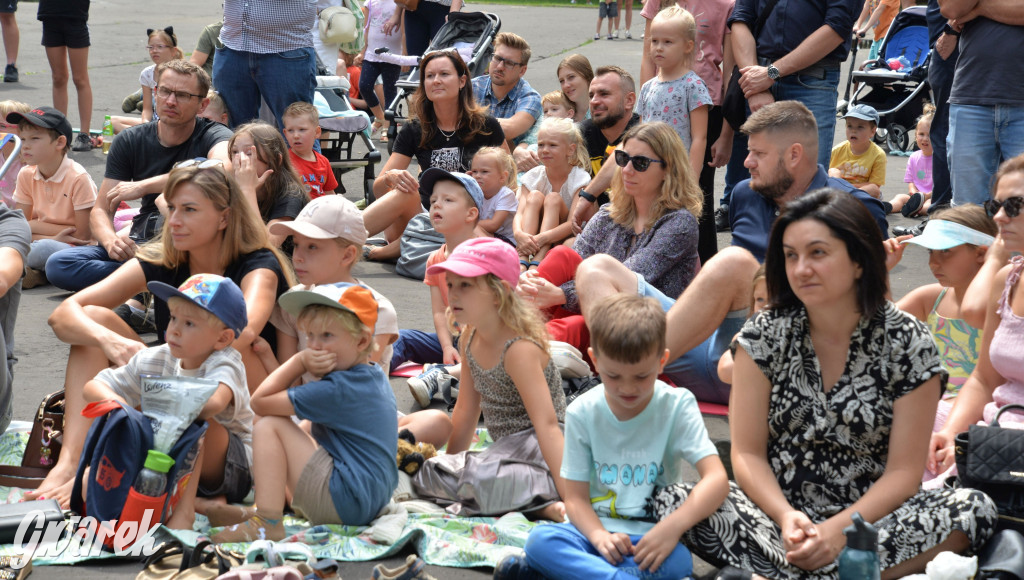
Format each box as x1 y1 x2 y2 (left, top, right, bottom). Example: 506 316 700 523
550 341 591 379
319 6 359 44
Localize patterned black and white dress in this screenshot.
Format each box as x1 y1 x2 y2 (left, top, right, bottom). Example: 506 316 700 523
650 302 997 579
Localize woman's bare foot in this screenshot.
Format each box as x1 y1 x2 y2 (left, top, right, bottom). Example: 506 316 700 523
204 503 256 528
527 501 566 522
24 463 77 506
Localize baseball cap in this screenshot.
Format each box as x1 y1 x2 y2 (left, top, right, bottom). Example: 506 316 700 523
425 237 520 288
6 106 73 144
148 274 248 338
268 195 368 245
902 219 995 250
278 282 379 332
418 168 485 212
844 104 879 124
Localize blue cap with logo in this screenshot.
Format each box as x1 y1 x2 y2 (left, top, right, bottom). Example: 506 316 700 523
418 167 485 212
148 273 249 338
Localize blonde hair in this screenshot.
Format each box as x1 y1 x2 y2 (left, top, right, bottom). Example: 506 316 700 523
0 100 28 121
652 6 697 63
495 32 531 66
541 91 575 115
608 121 703 227
147 27 185 60
136 165 296 287
205 91 229 124
167 296 230 332
538 117 588 171
749 264 767 313
917 102 936 130
456 275 549 354
228 122 308 222
283 101 319 126
473 146 518 190
296 305 376 359
589 294 665 363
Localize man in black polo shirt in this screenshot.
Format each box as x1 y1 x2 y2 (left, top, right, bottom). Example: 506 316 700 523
46 60 232 292
569 65 641 231
730 0 860 167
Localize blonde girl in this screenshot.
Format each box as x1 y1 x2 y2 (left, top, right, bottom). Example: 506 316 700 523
111 27 184 133
413 238 568 520
514 118 591 267
556 54 594 123
887 105 937 217
0 99 28 208
228 122 309 248
469 147 519 243
716 265 768 385
892 206 996 444
638 6 711 179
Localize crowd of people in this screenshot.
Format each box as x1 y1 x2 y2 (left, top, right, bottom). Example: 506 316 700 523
0 0 1022 578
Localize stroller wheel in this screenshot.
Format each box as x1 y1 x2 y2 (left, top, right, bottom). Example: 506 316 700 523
886 123 911 153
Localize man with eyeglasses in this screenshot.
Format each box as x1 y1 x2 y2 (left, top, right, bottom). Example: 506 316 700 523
45 60 231 293
570 101 886 406
471 32 541 148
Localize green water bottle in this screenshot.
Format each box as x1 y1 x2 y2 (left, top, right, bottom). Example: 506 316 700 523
101 115 113 155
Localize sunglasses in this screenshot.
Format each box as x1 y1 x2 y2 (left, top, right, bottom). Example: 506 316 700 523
614 150 666 172
174 158 224 169
984 196 1024 219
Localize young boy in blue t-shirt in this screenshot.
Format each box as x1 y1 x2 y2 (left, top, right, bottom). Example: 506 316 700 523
499 293 729 579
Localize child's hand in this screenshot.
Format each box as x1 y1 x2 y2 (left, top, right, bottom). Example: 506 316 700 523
54 227 89 246
593 530 633 565
633 520 684 573
233 147 274 192
300 349 337 378
514 230 539 256
883 235 911 271
442 345 460 365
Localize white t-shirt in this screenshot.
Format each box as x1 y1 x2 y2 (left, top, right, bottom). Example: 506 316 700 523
270 280 400 379
520 165 591 210
561 380 717 535
95 344 254 466
479 185 518 242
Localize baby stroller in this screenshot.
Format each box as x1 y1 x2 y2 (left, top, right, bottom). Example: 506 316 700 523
842 5 931 153
383 11 502 153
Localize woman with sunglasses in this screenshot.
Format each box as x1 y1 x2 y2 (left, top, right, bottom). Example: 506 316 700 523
28 162 294 509
360 49 506 262
928 154 1024 478
517 122 702 352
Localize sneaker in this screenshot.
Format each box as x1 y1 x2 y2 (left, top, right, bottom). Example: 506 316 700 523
408 367 454 408
72 132 93 152
22 267 47 289
714 204 730 232
614 29 620 38
607 34 614 40
892 219 927 238
121 90 143 114
493 554 543 580
594 34 600 40
625 30 632 39
114 303 157 335
3 64 16 83
373 555 437 580
901 192 924 217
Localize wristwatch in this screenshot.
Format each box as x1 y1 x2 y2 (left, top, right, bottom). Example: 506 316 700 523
942 23 961 37
578 188 597 204
766 63 781 81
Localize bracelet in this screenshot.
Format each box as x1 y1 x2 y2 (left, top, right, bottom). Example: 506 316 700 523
578 189 597 204
942 23 960 37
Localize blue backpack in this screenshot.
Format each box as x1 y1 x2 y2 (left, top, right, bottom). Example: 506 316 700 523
70 400 206 549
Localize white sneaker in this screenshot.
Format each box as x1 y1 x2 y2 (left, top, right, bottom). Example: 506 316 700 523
407 367 454 408
625 30 632 39
614 29 620 39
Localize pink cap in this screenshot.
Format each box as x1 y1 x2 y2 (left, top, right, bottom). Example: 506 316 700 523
425 238 520 288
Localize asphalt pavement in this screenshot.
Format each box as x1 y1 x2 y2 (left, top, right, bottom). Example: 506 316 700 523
5 1 935 577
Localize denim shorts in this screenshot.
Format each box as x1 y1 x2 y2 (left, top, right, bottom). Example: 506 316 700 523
197 429 253 504
599 1 618 18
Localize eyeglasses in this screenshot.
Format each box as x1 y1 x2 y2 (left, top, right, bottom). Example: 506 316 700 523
147 44 171 51
984 196 1024 219
491 55 523 69
614 150 666 172
174 158 224 170
155 86 204 102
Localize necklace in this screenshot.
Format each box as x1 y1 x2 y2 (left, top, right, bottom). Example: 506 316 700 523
437 122 459 140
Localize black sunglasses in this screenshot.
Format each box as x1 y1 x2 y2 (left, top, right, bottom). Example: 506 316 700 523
984 196 1024 218
614 150 666 172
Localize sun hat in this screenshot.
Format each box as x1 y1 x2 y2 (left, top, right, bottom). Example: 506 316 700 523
268 195 368 245
418 167 485 212
148 274 248 338
902 219 996 250
278 282 379 332
425 237 520 288
6 106 73 144
843 104 879 124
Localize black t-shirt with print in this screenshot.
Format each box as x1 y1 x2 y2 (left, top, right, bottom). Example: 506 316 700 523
392 116 505 173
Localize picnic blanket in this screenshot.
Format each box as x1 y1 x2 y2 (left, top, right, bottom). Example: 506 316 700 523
0 426 538 568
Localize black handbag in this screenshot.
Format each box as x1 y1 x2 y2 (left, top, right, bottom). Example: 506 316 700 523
954 403 1024 533
977 529 1024 580
721 0 783 132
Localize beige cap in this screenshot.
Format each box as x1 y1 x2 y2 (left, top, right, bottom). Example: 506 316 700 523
269 195 368 246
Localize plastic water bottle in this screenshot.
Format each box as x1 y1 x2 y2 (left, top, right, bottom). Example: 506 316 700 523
120 450 174 529
101 115 113 155
838 512 880 580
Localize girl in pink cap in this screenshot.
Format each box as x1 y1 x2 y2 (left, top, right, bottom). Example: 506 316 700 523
412 237 568 521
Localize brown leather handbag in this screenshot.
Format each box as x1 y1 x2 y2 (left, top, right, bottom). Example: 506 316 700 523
394 0 420 12
0 391 64 489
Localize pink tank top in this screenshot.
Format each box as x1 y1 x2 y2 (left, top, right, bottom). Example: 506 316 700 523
983 256 1024 425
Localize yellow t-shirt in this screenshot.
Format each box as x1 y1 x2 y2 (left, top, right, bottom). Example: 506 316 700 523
829 141 887 186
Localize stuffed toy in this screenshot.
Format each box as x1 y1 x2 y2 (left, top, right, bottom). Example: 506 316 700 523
396 429 436 475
